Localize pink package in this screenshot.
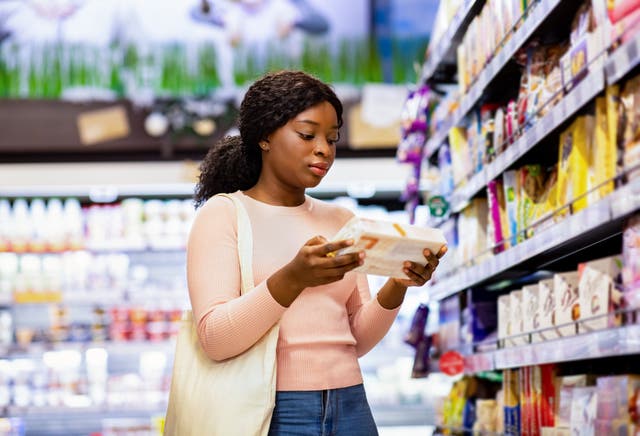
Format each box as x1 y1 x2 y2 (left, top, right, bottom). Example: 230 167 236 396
623 214 640 309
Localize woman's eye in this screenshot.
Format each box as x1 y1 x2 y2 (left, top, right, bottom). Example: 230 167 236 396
297 132 315 140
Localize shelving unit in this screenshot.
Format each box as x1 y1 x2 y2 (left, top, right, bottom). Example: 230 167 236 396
421 0 481 83
423 0 564 159
605 32 640 84
418 0 640 432
449 65 606 213
428 177 639 301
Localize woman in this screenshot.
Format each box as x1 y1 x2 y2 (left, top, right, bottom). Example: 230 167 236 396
188 70 446 435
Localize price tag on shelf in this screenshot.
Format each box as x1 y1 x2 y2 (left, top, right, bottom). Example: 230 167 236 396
497 49 507 68
487 60 496 79
628 38 638 67
504 144 516 164
541 112 554 136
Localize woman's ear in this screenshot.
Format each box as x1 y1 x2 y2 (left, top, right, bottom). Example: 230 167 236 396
259 139 270 151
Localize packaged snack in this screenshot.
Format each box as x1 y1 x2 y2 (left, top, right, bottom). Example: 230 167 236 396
593 96 615 200
618 76 640 180
522 284 540 342
518 165 547 241
556 374 594 428
504 369 521 435
509 290 526 347
557 116 592 214
450 126 472 188
607 0 640 24
330 216 446 279
487 179 509 253
529 166 558 237
570 387 598 435
503 170 520 247
595 374 640 424
577 255 624 333
498 294 511 347
536 279 559 341
623 214 640 309
554 271 580 337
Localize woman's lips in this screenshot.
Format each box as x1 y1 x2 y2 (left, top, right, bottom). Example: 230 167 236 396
309 163 329 176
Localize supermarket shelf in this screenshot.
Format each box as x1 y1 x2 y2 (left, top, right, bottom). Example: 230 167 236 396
605 32 640 85
1 339 176 357
421 0 480 82
449 66 605 213
6 404 167 416
426 178 640 302
5 404 166 436
423 0 563 159
460 323 640 373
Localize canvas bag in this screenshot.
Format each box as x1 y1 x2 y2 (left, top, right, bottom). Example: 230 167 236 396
164 193 279 436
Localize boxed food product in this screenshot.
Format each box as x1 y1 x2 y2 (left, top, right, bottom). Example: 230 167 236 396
330 217 447 279
596 375 640 423
554 271 580 336
537 278 560 341
577 255 623 333
570 386 598 436
509 290 527 347
498 294 511 347
555 374 594 428
623 214 640 309
522 284 540 341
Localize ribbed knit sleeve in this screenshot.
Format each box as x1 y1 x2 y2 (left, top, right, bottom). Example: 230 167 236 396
187 195 286 361
347 273 401 357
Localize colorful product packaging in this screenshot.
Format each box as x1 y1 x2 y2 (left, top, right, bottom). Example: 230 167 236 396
554 271 580 337
537 278 559 341
577 255 624 333
623 214 640 310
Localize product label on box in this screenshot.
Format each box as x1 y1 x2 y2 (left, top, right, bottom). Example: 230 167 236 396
554 272 580 336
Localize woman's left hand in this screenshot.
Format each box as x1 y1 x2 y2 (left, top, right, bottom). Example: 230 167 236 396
391 245 448 288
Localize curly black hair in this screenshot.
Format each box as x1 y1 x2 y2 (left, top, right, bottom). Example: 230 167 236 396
194 70 343 208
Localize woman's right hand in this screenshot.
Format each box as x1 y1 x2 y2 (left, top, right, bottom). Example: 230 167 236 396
267 236 364 307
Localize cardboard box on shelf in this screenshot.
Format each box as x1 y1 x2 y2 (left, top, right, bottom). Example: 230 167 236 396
537 278 560 341
577 255 624 333
554 271 580 337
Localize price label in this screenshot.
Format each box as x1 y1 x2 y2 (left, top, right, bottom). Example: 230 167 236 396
628 39 638 65
487 61 496 79
542 113 554 135
440 351 465 376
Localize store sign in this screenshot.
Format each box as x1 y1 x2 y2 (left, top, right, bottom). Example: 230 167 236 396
428 195 449 217
439 350 464 376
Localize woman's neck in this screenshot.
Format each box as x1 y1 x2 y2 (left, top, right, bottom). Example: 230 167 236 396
243 185 306 207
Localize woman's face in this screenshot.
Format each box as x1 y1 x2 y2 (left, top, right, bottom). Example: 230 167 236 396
261 101 339 190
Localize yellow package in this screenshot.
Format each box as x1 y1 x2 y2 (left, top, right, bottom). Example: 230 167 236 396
619 76 640 180
449 126 472 188
606 84 620 172
594 95 615 199
557 116 591 213
519 165 546 240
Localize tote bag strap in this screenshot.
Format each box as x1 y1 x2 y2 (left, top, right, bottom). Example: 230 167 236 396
216 193 254 295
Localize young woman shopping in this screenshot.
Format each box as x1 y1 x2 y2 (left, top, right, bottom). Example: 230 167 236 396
187 70 446 435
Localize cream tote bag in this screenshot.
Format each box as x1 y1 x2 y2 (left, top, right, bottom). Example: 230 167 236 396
164 194 279 436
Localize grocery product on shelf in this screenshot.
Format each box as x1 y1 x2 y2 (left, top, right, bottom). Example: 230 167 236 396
419 0 640 432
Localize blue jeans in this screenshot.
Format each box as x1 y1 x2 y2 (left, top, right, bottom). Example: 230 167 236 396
268 383 379 436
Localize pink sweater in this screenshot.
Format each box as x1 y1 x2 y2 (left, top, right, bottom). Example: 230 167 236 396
187 191 400 391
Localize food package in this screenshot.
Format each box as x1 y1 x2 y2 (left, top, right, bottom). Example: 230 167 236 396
330 217 446 279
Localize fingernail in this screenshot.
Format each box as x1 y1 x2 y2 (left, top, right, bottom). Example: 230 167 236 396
424 249 431 255
346 239 354 245
404 261 411 268
359 252 365 259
